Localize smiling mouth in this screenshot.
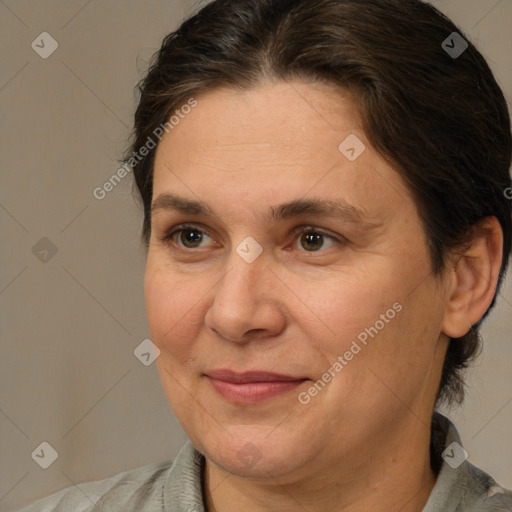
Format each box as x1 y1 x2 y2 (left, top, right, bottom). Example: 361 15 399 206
204 369 308 404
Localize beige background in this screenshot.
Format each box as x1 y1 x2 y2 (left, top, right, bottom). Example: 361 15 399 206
0 0 511 510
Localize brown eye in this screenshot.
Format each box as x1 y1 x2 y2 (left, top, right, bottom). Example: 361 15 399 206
293 227 339 252
179 229 205 248
159 223 214 250
300 232 325 251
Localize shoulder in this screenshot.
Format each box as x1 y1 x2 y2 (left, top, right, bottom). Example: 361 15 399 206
13 440 205 512
460 461 512 511
12 459 174 512
427 413 512 511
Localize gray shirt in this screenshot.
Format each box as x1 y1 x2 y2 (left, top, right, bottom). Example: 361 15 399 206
13 413 512 511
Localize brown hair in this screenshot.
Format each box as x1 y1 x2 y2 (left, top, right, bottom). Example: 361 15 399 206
125 0 512 407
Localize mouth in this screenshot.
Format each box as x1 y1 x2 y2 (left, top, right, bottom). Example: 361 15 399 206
204 369 308 404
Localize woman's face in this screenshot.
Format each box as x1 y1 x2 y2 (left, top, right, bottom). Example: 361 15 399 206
145 80 450 481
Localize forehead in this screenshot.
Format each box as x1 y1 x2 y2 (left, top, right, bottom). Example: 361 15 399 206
157 80 363 158
152 80 415 225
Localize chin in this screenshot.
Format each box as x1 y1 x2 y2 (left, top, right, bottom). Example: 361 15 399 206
193 426 310 479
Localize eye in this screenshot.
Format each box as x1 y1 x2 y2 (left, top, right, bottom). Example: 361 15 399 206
160 223 216 250
291 226 339 252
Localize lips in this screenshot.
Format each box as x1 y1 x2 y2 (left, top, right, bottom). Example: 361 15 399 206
204 369 308 404
205 369 305 383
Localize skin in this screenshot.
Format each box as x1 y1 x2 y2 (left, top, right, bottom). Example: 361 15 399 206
144 80 503 512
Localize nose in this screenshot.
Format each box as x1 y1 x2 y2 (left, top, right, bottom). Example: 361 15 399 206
204 246 287 344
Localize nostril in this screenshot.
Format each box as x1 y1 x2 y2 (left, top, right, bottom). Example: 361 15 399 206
246 328 265 336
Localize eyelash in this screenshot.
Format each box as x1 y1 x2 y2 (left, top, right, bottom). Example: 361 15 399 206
158 223 342 253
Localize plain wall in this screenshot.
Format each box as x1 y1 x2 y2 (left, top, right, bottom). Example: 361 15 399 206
0 0 511 510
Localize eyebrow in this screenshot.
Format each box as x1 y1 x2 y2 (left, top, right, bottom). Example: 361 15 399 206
150 193 382 231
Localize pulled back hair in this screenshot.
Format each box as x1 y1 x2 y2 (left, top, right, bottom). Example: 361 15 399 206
125 0 512 407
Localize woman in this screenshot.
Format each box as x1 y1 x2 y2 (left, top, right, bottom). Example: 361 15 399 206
16 0 512 510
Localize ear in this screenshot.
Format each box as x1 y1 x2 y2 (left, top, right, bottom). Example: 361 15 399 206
441 216 503 339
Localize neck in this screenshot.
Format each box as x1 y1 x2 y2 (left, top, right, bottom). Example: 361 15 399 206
203 417 437 512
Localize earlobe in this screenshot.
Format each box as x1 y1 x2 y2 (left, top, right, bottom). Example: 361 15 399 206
441 216 503 339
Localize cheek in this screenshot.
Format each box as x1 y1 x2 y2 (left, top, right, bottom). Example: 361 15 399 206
144 261 204 361
306 267 403 345
302 255 438 386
